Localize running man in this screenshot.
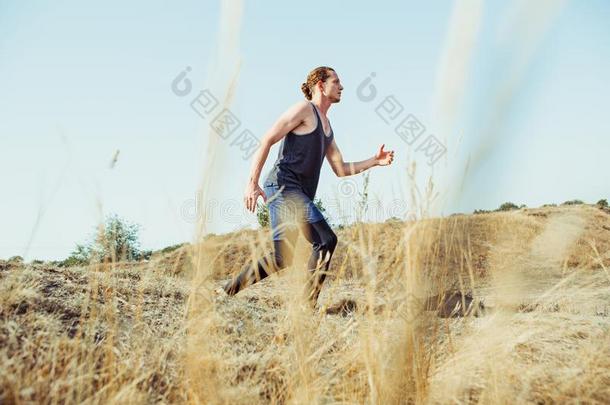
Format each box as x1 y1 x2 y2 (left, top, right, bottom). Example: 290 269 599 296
223 66 395 305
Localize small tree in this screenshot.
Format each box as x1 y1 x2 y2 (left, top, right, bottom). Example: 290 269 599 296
596 199 608 208
497 202 519 211
61 214 143 266
93 214 141 262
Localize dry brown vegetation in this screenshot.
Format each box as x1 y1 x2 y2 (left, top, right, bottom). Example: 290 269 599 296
2 204 609 404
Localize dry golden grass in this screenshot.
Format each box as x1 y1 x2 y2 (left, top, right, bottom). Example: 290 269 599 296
1 204 609 404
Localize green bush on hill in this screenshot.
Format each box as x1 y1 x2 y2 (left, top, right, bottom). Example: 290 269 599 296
497 202 520 211
61 214 149 266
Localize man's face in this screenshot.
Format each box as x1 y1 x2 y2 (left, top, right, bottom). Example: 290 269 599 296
319 71 344 103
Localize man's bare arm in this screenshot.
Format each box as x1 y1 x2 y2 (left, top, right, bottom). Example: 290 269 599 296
247 101 310 184
243 101 311 212
325 139 395 177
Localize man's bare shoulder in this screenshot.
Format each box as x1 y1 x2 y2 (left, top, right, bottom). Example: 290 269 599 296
277 100 312 125
285 100 312 116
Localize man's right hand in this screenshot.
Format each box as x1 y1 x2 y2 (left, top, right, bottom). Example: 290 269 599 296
244 181 267 213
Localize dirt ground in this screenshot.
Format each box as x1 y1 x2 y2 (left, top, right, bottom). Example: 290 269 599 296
1 204 609 404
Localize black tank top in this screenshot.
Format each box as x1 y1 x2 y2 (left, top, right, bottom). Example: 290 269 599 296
264 102 334 200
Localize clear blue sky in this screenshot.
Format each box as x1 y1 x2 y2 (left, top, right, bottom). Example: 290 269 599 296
1 0 609 260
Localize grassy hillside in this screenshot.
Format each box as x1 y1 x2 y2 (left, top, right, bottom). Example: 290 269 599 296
1 204 609 404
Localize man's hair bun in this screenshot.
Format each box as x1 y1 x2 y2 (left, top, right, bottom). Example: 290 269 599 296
301 82 312 100
300 66 334 100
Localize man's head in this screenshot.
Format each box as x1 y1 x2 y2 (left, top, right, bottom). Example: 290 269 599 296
301 66 343 103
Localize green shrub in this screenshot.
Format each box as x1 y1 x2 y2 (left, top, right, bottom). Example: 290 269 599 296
497 202 520 211
60 244 90 267
596 199 608 208
95 214 142 262
474 209 491 215
562 199 584 206
61 214 144 266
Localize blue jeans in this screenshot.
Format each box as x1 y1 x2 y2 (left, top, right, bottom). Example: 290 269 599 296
263 183 326 241
224 182 337 303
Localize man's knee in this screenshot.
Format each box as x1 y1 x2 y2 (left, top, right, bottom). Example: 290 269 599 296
274 250 295 269
310 220 338 253
273 240 294 269
324 231 338 252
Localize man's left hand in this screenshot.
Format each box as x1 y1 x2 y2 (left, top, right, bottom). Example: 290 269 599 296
375 144 395 166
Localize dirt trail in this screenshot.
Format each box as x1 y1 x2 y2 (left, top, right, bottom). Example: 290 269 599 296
529 209 586 268
486 209 587 308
